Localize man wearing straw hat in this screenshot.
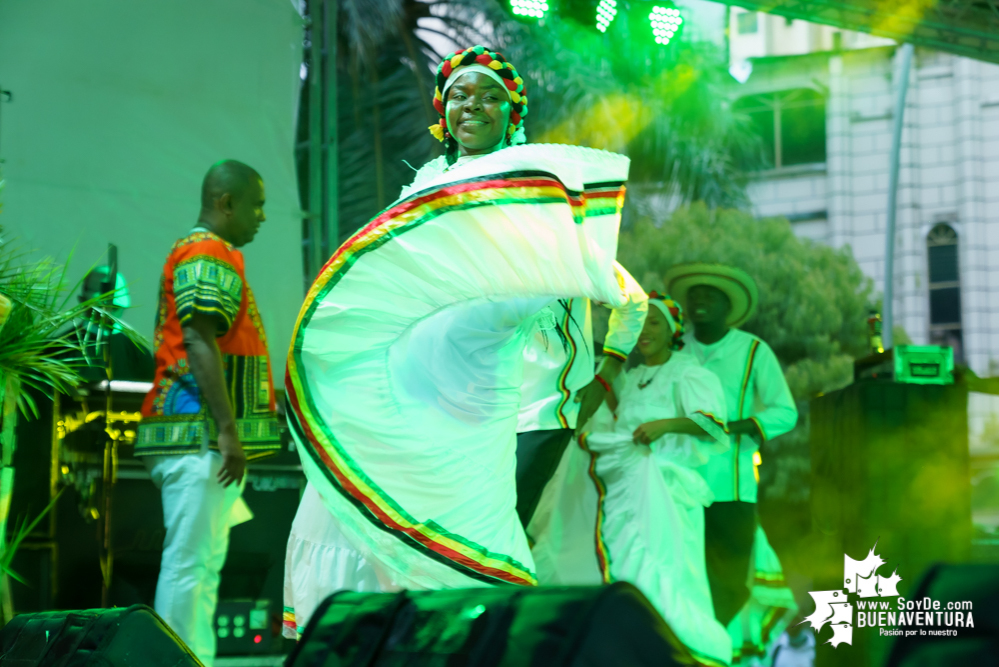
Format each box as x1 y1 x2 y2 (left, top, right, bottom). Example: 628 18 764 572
665 262 798 626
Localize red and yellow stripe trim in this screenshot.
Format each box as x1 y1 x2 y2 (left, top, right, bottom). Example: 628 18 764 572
287 172 625 587
693 410 728 434
554 300 578 429
282 607 297 636
601 345 628 363
749 415 767 442
578 434 612 583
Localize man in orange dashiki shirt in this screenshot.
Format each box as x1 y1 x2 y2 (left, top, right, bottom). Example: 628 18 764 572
136 160 280 666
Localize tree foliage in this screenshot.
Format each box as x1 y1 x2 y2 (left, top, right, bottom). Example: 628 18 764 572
614 204 874 401
0 232 147 416
489 11 765 209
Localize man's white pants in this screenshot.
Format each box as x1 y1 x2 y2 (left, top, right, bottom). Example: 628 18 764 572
146 451 247 667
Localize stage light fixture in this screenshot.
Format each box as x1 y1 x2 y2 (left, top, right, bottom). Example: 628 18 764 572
649 4 683 45
595 0 618 32
511 0 550 19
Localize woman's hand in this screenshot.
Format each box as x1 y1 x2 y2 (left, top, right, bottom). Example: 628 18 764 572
632 418 706 445
633 420 670 445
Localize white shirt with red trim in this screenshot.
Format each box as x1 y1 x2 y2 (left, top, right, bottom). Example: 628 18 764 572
682 328 798 503
517 262 648 432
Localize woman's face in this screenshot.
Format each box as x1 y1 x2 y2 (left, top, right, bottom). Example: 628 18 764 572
637 305 672 363
446 72 511 156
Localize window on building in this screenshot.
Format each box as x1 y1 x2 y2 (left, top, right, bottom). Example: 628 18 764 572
926 223 963 361
733 89 827 169
736 12 758 34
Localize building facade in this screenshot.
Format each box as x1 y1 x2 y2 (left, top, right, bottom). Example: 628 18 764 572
725 12 999 463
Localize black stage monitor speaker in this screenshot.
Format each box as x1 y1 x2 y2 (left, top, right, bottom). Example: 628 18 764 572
0 604 202 666
885 563 999 667
288 583 706 667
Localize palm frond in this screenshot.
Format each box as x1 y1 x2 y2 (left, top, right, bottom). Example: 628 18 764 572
338 0 406 66
0 238 150 417
0 489 64 585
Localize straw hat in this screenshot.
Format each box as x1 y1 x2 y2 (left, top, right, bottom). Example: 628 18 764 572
663 262 759 328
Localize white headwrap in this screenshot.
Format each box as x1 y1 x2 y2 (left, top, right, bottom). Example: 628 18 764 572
648 294 685 350
442 64 527 146
648 298 679 336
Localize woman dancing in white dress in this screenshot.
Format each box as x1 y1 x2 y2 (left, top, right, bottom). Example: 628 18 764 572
531 292 733 665
282 45 632 637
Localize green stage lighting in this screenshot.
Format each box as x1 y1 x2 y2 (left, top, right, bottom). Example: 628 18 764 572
511 0 550 19
649 4 683 45
595 0 618 33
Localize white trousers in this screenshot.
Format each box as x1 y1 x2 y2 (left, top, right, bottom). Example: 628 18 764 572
146 452 246 667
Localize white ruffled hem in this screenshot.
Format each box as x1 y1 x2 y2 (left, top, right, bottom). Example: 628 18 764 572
282 485 396 638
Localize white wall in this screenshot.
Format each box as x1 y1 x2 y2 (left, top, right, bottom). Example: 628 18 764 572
737 44 999 453
729 11 894 65
0 0 304 378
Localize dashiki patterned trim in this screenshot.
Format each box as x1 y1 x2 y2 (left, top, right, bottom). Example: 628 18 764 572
135 415 203 455
226 354 273 418
734 339 761 501
554 300 579 429
174 255 244 332
577 433 612 584
175 230 234 252
136 414 280 456
150 232 233 353
245 287 269 348
287 171 626 588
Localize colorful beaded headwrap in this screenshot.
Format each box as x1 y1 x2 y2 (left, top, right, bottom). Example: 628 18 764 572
648 291 686 351
430 45 528 146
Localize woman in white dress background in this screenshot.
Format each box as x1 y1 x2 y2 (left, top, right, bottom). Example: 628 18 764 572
531 292 734 665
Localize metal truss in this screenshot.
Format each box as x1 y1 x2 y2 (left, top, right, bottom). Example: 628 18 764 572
724 0 999 64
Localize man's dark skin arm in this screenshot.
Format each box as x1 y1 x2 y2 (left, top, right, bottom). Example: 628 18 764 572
727 418 763 439
633 417 708 444
182 313 245 487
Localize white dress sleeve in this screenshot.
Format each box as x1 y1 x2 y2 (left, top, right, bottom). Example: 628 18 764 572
645 362 729 469
601 263 648 362
395 155 447 202
679 365 731 455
